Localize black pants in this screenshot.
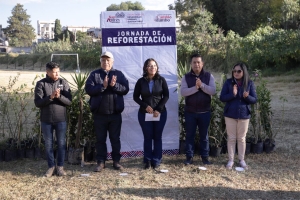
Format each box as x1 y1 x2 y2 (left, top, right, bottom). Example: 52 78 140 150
93 113 122 163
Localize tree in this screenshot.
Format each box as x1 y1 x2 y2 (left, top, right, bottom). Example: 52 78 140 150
176 6 224 63
5 3 35 47
75 31 92 42
281 0 300 29
106 1 145 11
174 0 300 35
204 0 265 36
173 0 201 32
54 19 62 41
204 0 228 33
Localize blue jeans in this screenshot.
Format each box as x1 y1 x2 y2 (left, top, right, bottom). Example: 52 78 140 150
138 111 167 166
41 121 67 168
184 111 211 158
93 113 122 163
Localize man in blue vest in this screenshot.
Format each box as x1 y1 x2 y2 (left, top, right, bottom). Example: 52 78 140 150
180 53 216 165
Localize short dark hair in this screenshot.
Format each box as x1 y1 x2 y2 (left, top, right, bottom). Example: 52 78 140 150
190 53 203 63
46 61 60 71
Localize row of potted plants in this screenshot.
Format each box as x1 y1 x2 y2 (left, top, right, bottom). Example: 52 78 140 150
0 72 95 164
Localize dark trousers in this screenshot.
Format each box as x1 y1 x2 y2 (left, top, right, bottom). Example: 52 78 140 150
41 121 67 168
93 113 122 163
184 111 211 158
138 111 167 166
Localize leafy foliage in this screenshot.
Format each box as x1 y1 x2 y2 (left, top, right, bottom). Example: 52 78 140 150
252 74 287 143
208 74 226 147
31 37 101 70
71 39 101 69
177 25 300 73
176 7 225 65
248 69 286 144
75 31 90 42
174 0 300 36
5 3 35 47
106 1 145 11
0 73 39 149
32 40 72 54
64 72 94 149
281 0 300 30
54 19 62 41
177 62 190 141
239 26 300 70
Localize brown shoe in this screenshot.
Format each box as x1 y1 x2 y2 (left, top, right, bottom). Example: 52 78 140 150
44 166 55 178
57 166 67 176
113 161 124 170
94 162 105 172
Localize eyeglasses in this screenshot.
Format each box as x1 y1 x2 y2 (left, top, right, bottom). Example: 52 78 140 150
233 70 242 74
148 65 157 68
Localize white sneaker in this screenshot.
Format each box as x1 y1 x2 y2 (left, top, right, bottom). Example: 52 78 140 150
226 161 234 170
239 160 248 170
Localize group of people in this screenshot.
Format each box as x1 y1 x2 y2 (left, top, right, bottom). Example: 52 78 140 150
34 51 257 178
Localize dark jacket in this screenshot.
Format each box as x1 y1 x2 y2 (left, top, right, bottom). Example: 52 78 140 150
220 78 257 119
185 70 211 112
85 68 129 114
34 76 72 123
133 75 169 113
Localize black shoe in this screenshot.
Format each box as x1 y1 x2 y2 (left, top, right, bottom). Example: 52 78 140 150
94 162 105 172
184 157 193 165
202 156 212 165
113 161 124 170
144 161 151 169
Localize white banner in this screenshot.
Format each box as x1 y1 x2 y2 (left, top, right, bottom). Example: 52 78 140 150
100 10 179 158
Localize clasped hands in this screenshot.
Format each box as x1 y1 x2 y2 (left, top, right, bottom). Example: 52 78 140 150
195 78 202 89
146 106 160 117
51 88 61 99
103 75 117 88
233 84 249 98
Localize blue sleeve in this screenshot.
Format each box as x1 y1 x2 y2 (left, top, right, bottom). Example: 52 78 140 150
244 81 257 104
220 79 236 102
85 71 104 96
111 71 129 95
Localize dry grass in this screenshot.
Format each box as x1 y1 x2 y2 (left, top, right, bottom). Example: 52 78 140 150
0 69 299 199
0 152 299 199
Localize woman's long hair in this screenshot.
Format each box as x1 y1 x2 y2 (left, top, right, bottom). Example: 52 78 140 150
231 62 250 91
142 58 160 80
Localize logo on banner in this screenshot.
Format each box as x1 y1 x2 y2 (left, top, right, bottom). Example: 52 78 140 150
107 12 125 23
127 13 144 24
116 12 125 18
154 14 172 22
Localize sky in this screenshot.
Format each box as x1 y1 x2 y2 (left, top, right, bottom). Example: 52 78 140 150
0 0 175 32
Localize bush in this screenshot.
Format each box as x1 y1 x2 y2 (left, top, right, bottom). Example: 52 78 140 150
239 26 300 70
